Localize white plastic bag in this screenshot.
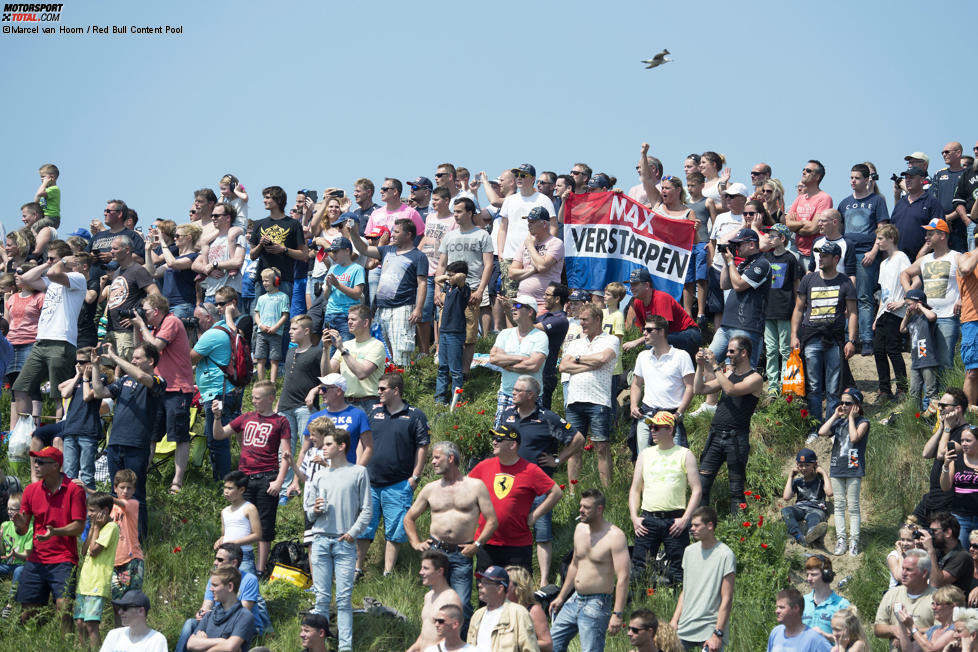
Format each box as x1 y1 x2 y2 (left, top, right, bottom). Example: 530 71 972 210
8 414 33 462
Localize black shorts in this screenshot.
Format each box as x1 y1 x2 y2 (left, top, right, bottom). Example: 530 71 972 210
32 422 65 448
244 471 280 542
16 560 76 605
153 391 192 443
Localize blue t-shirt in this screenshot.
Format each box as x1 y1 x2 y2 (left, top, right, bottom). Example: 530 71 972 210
439 281 470 333
197 601 256 651
907 313 940 370
767 624 831 651
838 193 890 254
162 251 199 306
254 290 290 336
304 404 370 464
63 377 105 439
0 332 13 380
802 591 850 635
107 374 166 448
375 245 428 308
202 570 270 634
325 262 366 315
194 321 232 401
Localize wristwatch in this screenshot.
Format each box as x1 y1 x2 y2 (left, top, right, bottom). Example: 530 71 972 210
713 628 724 639
575 355 581 364
554 456 561 466
340 349 350 356
411 475 420 483
612 611 623 618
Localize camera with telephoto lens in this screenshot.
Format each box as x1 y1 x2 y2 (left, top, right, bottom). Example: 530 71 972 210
117 306 147 320
533 584 560 613
716 243 729 254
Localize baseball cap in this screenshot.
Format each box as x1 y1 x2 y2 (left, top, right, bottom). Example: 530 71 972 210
923 218 950 233
904 151 930 164
69 228 92 241
476 565 510 588
586 173 612 190
766 223 791 240
328 237 353 251
728 228 760 244
629 268 653 284
513 294 539 310
112 589 151 612
511 163 536 177
30 446 63 467
409 176 433 190
722 182 750 198
568 289 592 302
842 387 864 404
317 373 348 392
648 411 676 427
902 167 927 178
814 241 842 257
796 448 817 464
905 288 931 308
525 207 550 222
365 225 390 239
490 424 521 444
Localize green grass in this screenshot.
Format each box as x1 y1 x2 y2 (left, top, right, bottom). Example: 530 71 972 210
0 334 956 650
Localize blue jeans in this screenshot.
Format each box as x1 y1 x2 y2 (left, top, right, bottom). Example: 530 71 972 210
62 435 99 491
239 548 256 577
442 548 474 626
176 618 197 652
551 591 613 652
935 316 961 372
435 331 465 403
170 302 196 320
803 336 842 423
854 252 879 344
422 276 436 322
324 312 354 342
106 444 149 540
955 513 978 550
203 390 242 482
781 505 827 542
279 405 311 496
0 563 23 599
710 326 762 368
311 536 357 651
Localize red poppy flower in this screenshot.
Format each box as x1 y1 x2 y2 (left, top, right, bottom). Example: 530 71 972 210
646 588 655 596
560 484 567 490
744 490 752 496
740 537 745 542
915 412 922 419
571 479 578 485
181 519 188 524
584 445 593 451
738 502 747 510
785 394 793 403
173 546 182 553
477 410 485 415
775 420 782 426
799 409 809 418
455 388 464 394
761 543 768 549
742 521 751 528
758 515 764 527
453 425 460 430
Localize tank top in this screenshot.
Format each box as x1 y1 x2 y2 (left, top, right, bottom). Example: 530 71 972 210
711 369 760 432
688 198 712 243
703 180 723 204
641 445 689 511
222 502 254 552
951 458 978 516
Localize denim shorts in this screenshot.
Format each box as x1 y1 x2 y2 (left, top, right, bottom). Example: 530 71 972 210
963 321 978 370
531 493 553 542
362 479 412 542
9 343 33 375
566 402 613 442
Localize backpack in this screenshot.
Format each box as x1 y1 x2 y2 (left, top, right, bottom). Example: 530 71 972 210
213 324 253 388
268 539 309 575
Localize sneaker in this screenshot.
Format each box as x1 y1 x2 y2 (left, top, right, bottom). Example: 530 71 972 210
689 403 717 418
833 538 847 556
879 412 900 426
696 314 710 330
354 569 365 582
849 539 860 556
805 522 828 546
860 341 874 356
805 431 819 445
1 604 11 619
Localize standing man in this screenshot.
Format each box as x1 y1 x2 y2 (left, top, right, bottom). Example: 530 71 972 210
489 296 549 425
891 168 945 261
874 550 935 645
958 246 978 406
559 304 619 487
89 199 145 279
785 160 834 269
838 163 891 355
345 178 381 236
360 373 430 576
549 489 630 652
13 447 86 622
628 412 702 587
404 441 497 624
409 176 433 219
194 203 246 303
496 164 556 302
533 283 570 410
671 506 736 652
105 235 160 360
791 241 858 427
299 373 372 468
276 314 322 502
499 374 585 585
933 142 968 252
767 587 831 651
435 197 494 373
468 424 562 571
323 304 386 414
345 219 427 366
953 151 978 247
693 336 765 513
507 207 564 311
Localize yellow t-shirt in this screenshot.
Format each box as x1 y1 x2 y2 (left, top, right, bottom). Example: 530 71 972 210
77 521 119 598
602 308 625 374
640 445 689 512
332 337 386 398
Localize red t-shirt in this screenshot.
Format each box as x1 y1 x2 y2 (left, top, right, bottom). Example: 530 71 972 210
20 474 87 565
631 290 697 333
230 412 290 475
468 457 554 546
152 313 195 394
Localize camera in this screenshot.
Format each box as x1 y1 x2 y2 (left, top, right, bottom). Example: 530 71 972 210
911 529 923 540
117 307 146 320
890 173 902 184
716 243 729 254
299 188 318 203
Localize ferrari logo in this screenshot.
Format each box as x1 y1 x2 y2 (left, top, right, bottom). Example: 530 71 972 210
494 474 515 499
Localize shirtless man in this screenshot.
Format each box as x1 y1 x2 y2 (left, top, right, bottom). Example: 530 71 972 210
404 440 498 626
407 550 463 652
548 488 631 652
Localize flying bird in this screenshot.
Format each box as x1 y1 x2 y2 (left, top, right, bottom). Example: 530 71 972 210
642 49 672 69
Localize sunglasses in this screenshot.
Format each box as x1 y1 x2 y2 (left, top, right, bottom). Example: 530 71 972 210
742 211 759 217
32 458 57 465
761 189 774 194
215 301 229 307
514 172 531 179
939 402 958 409
970 543 978 550
570 170 585 175
433 617 448 624
750 171 765 177
661 175 678 183
409 185 424 191
642 327 660 333
839 401 856 406
492 436 512 443
434 172 449 178
628 626 649 634
803 168 817 174
511 303 528 310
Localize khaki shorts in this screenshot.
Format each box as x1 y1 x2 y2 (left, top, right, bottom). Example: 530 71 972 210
465 304 479 345
106 330 135 361
11 340 76 399
498 258 519 299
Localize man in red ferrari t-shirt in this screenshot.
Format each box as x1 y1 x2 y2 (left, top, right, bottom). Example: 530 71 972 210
13 446 86 621
468 424 563 572
623 268 702 360
213 379 291 578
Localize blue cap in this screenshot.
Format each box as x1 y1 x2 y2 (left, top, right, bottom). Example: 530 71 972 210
328 237 353 252
796 448 817 463
69 228 92 241
629 268 652 284
729 228 760 244
475 565 510 588
586 173 612 190
511 163 536 177
905 288 930 308
409 176 433 190
568 289 592 302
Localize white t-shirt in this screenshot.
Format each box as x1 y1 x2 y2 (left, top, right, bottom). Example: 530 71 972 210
877 250 912 319
36 272 87 344
709 212 744 270
499 192 556 259
227 196 247 227
476 606 503 651
424 643 478 652
98 626 169 652
635 346 694 408
564 333 620 408
201 232 248 296
919 250 960 319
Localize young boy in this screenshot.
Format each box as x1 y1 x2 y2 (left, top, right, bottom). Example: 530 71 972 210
213 471 262 578
213 381 290 577
602 282 627 415
295 416 332 546
781 448 832 547
253 267 290 383
59 347 105 490
108 469 144 624
762 224 804 396
0 492 31 619
75 492 120 649
322 238 366 343
418 186 459 354
901 289 941 411
873 224 911 401
34 163 61 229
434 261 470 404
219 173 249 227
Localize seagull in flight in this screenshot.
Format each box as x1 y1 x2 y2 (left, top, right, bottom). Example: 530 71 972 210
642 49 673 69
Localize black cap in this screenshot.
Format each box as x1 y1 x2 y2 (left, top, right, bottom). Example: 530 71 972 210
112 589 151 612
476 565 510 588
903 168 927 178
905 288 931 309
511 163 536 177
815 241 842 257
728 228 760 244
328 236 353 252
491 424 521 444
796 448 817 463
586 173 612 190
409 176 433 190
525 207 550 221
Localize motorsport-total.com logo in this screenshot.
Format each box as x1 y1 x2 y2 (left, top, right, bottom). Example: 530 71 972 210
2 3 64 21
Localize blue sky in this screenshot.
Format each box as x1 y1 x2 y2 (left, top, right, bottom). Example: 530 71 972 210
2 0 976 234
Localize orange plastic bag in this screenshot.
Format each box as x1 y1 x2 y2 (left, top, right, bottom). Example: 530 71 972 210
782 348 806 397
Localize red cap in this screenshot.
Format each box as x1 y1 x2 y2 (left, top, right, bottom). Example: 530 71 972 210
30 446 64 467
365 225 390 239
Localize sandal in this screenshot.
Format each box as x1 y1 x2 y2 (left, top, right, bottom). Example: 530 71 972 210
169 483 182 495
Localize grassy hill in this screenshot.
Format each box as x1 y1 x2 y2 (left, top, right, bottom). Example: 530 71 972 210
0 331 946 650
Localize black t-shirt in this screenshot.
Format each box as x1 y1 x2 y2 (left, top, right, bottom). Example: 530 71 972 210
76 276 100 348
798 271 856 340
538 310 569 375
763 250 803 321
501 406 576 478
106 263 155 331
250 216 304 282
939 547 973 594
88 228 145 279
278 344 323 411
711 369 761 432
928 424 966 495
720 254 770 334
440 281 470 333
63 376 105 439
107 374 167 448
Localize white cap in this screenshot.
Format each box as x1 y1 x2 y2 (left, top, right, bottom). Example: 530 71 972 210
722 182 750 197
317 373 347 392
